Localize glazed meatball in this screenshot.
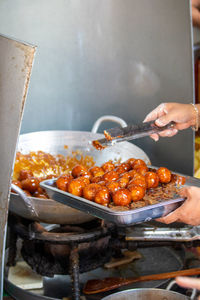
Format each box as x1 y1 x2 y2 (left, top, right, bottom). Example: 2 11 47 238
117 176 129 188
89 166 104 177
133 159 147 169
103 170 119 182
115 165 127 175
83 183 101 201
18 169 33 181
157 167 171 184
91 176 103 183
101 161 115 172
21 178 39 194
134 165 148 176
127 169 140 179
128 185 145 202
106 181 120 195
67 178 85 196
113 188 131 206
120 163 131 171
129 177 146 189
72 165 88 178
94 187 110 206
125 158 136 168
56 174 73 191
92 169 105 178
145 172 159 189
120 172 132 180
115 163 131 175
77 176 90 186
172 175 186 186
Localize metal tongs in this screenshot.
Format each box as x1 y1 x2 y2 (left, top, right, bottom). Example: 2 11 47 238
91 120 175 149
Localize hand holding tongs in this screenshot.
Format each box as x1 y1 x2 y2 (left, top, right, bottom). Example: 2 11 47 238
91 120 175 149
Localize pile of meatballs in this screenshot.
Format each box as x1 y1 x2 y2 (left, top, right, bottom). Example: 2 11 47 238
56 158 183 208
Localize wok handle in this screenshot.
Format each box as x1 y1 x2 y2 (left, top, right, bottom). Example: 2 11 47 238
91 116 127 133
11 184 38 218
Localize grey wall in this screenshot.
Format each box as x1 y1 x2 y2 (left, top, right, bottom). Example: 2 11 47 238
0 0 194 174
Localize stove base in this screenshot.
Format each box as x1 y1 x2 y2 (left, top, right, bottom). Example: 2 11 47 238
4 247 184 300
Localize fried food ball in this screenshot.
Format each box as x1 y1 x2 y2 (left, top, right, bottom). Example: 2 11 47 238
77 176 90 186
125 158 136 168
89 166 104 177
115 163 131 175
133 159 147 169
103 170 119 182
94 187 110 206
120 163 131 171
145 172 159 189
101 161 115 172
67 178 85 196
157 167 171 184
171 174 186 186
56 174 73 191
106 181 120 195
129 177 147 189
120 172 132 180
18 169 34 181
114 165 127 175
113 188 131 206
91 176 103 183
92 170 105 178
72 165 89 178
127 169 140 179
134 165 148 176
117 176 129 188
21 178 39 194
128 185 145 202
83 183 101 201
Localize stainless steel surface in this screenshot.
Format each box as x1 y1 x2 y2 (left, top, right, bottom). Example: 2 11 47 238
93 121 175 147
11 184 38 219
41 175 200 226
125 225 200 242
91 116 127 133
0 34 36 299
101 288 189 300
10 129 150 224
0 0 194 175
4 247 184 299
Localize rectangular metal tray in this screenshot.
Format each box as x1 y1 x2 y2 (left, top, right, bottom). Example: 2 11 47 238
40 173 200 226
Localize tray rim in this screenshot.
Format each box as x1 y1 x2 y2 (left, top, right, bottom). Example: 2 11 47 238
40 181 185 217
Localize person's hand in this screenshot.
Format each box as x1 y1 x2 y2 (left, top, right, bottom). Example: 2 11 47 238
176 276 200 299
143 102 197 141
192 0 200 28
156 186 200 225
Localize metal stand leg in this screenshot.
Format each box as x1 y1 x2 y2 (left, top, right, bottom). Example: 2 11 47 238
69 244 80 300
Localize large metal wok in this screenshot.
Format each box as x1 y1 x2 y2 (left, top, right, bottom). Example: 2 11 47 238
9 116 150 224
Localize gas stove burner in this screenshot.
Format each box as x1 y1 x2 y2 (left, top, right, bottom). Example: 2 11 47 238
6 214 200 300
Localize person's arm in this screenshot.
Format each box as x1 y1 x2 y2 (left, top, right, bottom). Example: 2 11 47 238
144 102 200 141
192 0 200 28
176 276 200 300
156 186 200 225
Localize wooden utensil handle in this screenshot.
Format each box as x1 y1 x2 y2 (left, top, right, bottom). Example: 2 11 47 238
83 268 200 294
